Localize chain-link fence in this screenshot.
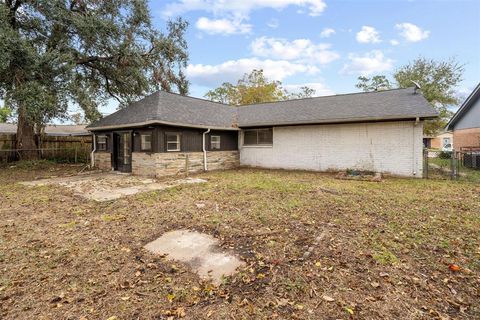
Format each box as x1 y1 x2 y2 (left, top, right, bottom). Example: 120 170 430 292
0 147 91 164
424 148 480 183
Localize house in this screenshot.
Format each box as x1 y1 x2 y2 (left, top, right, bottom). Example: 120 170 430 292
87 87 437 178
446 83 480 151
423 131 453 151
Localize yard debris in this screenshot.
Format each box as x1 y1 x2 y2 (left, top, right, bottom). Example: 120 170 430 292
335 170 383 182
1 164 479 320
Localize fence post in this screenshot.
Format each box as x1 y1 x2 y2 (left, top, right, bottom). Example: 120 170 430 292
450 151 456 180
423 149 428 179
74 146 78 164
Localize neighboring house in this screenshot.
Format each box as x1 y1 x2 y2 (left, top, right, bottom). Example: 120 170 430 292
87 88 437 178
0 123 90 137
446 83 480 151
424 132 453 151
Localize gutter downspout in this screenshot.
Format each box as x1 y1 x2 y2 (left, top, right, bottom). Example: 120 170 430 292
202 128 211 171
90 133 96 168
413 117 420 176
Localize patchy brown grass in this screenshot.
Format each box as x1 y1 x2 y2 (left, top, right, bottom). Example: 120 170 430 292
0 163 479 319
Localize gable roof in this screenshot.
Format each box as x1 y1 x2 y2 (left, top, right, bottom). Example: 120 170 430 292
87 87 438 131
446 83 480 131
0 123 89 136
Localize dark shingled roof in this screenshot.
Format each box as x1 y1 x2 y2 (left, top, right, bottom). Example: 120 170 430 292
88 91 238 130
87 88 438 131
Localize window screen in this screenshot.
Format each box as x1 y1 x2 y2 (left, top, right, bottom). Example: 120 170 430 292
97 135 107 151
211 135 221 150
166 133 180 151
141 133 152 151
243 128 273 145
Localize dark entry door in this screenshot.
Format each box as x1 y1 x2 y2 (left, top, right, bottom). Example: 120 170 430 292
114 132 132 172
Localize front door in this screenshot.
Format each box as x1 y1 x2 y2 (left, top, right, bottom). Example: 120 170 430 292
114 131 132 172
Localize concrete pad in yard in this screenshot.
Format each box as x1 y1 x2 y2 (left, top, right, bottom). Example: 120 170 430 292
20 173 207 201
145 230 245 285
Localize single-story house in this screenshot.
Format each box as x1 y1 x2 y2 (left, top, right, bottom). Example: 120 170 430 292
446 83 480 151
87 87 437 178
423 131 453 151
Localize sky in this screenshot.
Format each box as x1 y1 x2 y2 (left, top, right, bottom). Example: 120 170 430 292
118 0 480 115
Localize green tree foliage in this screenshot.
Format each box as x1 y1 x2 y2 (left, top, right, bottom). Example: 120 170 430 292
205 69 316 105
0 106 11 122
0 0 189 158
355 57 464 135
394 58 463 135
355 75 392 92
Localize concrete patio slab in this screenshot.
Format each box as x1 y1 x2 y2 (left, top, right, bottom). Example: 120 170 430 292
144 230 245 285
20 173 207 202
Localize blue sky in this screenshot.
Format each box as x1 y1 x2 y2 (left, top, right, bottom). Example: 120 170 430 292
140 0 479 110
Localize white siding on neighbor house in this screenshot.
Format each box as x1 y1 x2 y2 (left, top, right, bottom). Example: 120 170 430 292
240 121 424 177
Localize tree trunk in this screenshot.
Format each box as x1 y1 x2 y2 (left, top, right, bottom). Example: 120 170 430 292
16 107 38 160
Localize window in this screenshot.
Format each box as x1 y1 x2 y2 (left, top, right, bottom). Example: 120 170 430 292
166 133 181 151
141 133 152 151
97 135 107 151
211 135 221 150
243 128 273 146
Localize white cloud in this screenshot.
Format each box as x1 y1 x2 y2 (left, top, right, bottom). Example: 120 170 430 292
267 19 279 28
356 26 381 44
195 17 252 35
390 39 400 46
163 0 327 17
284 82 335 96
340 50 394 76
251 37 340 64
395 23 430 42
320 28 335 38
186 58 319 87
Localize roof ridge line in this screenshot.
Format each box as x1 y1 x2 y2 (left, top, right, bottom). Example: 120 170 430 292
239 87 414 108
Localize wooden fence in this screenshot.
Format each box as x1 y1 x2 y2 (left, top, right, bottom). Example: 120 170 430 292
0 133 92 163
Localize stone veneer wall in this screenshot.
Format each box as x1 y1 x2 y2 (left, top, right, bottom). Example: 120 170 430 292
132 151 239 178
94 152 112 170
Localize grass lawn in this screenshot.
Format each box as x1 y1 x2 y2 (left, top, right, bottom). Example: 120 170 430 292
1 162 479 319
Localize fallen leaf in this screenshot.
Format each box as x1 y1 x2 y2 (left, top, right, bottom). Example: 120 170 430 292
322 295 335 302
448 264 460 272
371 281 380 288
167 293 176 303
345 307 354 315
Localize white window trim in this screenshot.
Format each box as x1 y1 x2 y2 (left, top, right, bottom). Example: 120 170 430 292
97 135 107 151
140 133 152 151
166 133 181 152
211 135 221 150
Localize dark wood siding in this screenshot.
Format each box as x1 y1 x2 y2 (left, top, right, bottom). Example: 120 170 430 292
207 130 238 151
94 125 238 153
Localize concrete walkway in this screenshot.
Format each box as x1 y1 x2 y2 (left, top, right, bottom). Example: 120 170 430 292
20 173 207 201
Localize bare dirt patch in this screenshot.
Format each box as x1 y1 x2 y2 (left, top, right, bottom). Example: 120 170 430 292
20 173 207 201
0 162 479 319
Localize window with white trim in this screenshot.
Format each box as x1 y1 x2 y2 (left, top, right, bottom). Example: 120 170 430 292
97 135 107 151
166 133 181 151
141 133 152 151
210 135 221 150
243 128 273 146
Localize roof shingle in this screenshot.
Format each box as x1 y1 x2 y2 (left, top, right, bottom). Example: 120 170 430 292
87 87 438 130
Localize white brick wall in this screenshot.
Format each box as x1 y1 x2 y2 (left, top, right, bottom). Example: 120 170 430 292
240 121 424 177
